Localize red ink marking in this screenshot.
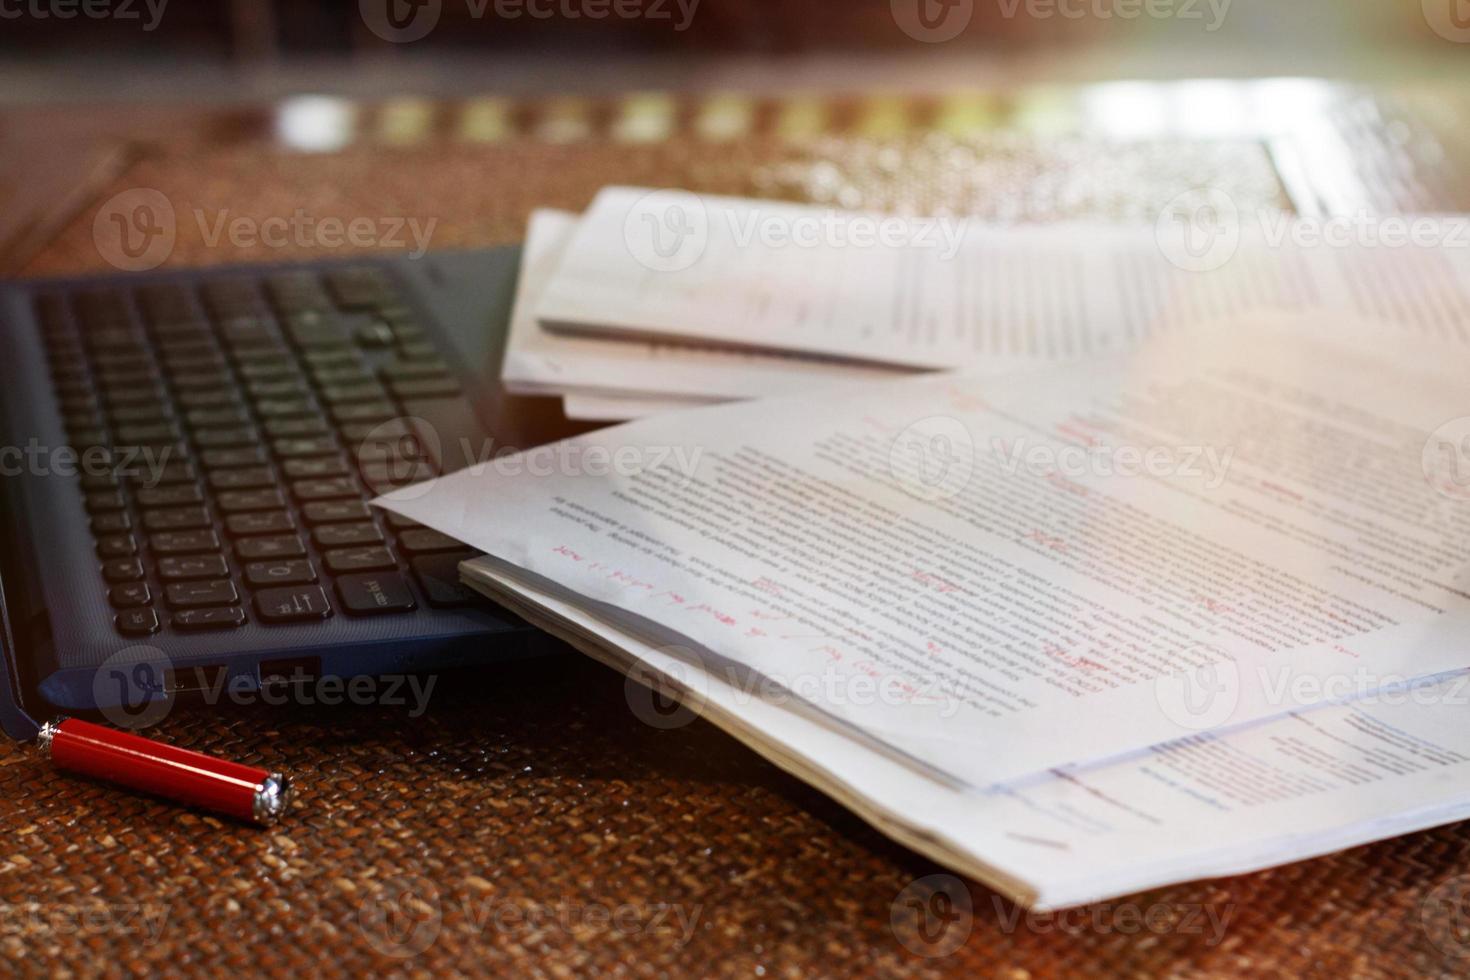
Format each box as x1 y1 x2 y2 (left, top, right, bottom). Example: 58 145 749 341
1025 529 1069 554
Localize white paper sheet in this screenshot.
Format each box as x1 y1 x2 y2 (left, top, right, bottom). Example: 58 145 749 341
504 209 908 401
562 391 721 422
469 559 1470 910
379 319 1470 787
536 187 1470 369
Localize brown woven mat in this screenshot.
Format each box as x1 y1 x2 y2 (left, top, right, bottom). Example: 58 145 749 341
3 135 1467 978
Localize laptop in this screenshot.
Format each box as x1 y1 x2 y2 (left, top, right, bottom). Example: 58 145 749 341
0 247 545 740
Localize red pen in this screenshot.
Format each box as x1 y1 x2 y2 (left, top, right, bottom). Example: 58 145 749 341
37 717 292 826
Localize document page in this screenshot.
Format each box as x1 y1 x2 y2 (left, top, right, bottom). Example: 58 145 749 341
379 321 1470 786
473 560 1470 909
504 209 908 401
536 187 1470 369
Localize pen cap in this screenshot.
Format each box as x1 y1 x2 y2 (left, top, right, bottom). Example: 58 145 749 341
39 718 291 826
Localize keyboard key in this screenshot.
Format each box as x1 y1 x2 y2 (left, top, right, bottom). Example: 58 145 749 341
303 500 371 524
102 558 146 583
246 378 310 400
255 585 333 623
324 546 396 574
97 534 138 558
314 522 383 548
331 401 396 424
398 529 465 555
382 358 450 380
134 460 192 486
158 555 230 581
86 490 126 513
217 488 286 512
194 426 259 448
177 389 242 410
273 437 339 458
201 446 268 469
383 511 422 530
186 406 252 428
135 484 203 508
173 607 247 631
336 571 416 615
245 560 318 587
165 579 240 609
254 397 317 419
236 534 306 561
116 608 161 636
143 506 212 531
389 376 462 399
282 456 348 479
320 382 389 405
292 477 360 501
361 460 436 485
208 467 275 490
264 417 329 439
150 529 221 555
91 512 132 534
411 553 478 607
109 582 152 609
226 511 295 537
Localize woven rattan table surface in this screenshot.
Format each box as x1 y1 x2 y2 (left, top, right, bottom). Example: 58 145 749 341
3 132 1468 978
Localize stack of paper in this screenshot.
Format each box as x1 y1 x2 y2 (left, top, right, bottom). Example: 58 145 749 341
383 321 1470 909
506 188 1470 420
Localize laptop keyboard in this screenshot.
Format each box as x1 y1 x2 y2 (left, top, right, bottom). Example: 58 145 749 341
33 266 480 638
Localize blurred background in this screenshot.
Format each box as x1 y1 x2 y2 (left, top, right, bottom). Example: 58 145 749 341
4 0 1470 273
